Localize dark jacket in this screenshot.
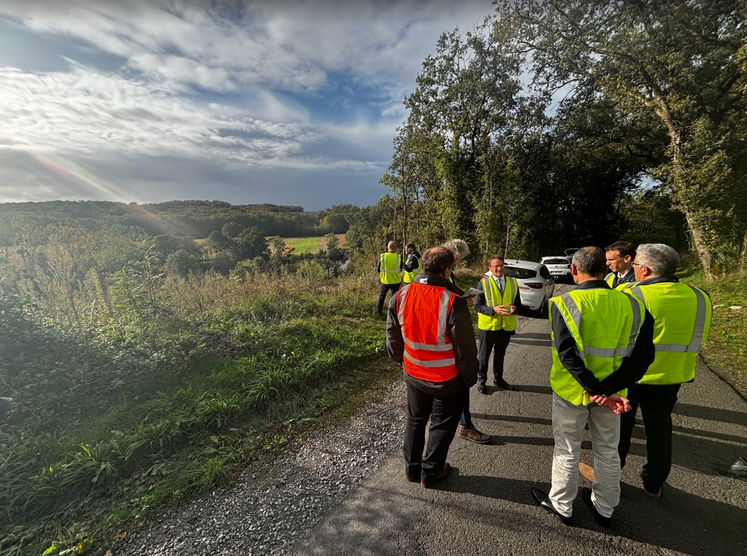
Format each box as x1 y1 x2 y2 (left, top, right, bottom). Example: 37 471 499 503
386 273 478 396
550 279 656 397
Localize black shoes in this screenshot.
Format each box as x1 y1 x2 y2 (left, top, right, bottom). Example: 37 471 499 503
477 382 486 394
494 378 515 391
582 487 611 528
531 488 573 526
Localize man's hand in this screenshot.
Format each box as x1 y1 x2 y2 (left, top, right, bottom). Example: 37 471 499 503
588 393 632 415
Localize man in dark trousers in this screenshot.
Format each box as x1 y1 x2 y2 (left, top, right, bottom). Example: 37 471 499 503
604 240 637 289
386 246 478 488
618 243 712 500
376 240 401 316
474 255 520 393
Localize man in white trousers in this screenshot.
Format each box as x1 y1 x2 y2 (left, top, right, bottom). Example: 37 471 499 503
532 246 655 527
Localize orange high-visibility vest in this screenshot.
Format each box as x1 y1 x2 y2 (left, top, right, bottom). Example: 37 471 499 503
396 283 460 382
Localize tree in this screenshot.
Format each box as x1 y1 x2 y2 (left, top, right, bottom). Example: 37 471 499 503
221 221 245 239
235 227 268 261
497 0 747 275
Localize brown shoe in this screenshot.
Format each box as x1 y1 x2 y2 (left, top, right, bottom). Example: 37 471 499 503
457 425 492 444
405 472 419 483
421 462 451 488
579 462 595 482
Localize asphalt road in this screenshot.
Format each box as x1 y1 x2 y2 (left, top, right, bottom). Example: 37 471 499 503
292 284 747 556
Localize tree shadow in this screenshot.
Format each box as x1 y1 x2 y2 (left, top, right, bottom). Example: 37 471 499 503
449 474 746 556
673 402 747 426
511 332 553 347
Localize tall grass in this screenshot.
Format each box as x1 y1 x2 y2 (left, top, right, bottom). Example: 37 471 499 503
0 265 394 555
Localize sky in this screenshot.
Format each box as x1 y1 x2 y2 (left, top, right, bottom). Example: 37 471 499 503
0 0 496 211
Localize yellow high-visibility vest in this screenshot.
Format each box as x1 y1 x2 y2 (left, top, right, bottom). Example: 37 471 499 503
549 288 645 405
402 253 420 284
477 275 518 332
624 282 712 385
379 252 401 284
604 272 615 287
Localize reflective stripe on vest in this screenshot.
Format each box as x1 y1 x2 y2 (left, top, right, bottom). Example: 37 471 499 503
604 273 615 287
402 254 420 284
625 282 712 384
477 275 517 332
397 283 460 382
549 289 645 405
380 252 401 284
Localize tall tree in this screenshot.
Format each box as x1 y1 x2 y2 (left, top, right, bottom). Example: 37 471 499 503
497 0 747 275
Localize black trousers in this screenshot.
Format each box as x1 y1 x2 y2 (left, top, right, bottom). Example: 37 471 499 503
377 282 400 315
618 382 681 492
403 381 465 481
477 329 513 385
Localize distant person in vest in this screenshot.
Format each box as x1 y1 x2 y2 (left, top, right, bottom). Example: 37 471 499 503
474 255 521 393
604 240 637 289
402 242 421 284
385 246 478 488
442 239 491 445
532 246 655 528
376 241 402 316
617 243 712 500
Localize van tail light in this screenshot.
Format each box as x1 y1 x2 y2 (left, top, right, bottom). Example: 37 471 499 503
524 282 544 289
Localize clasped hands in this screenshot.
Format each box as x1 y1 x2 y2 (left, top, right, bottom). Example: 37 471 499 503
493 304 515 315
586 392 632 415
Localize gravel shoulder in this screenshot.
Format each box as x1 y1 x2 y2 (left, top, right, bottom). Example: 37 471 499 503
115 377 409 555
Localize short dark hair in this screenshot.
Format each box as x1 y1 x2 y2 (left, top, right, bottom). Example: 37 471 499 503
489 255 505 263
572 246 607 277
605 240 636 259
406 242 416 250
422 246 455 275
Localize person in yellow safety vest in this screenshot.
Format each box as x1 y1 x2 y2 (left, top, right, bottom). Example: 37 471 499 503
402 242 421 284
385 246 478 488
441 239 491 445
604 240 637 289
376 241 402 316
474 255 521 393
532 246 655 528
617 243 712 500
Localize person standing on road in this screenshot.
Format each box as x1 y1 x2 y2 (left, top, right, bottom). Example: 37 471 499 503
605 241 637 289
386 246 478 488
474 255 520 393
442 239 491 445
376 241 401 316
532 246 655 528
617 243 712 500
402 242 421 284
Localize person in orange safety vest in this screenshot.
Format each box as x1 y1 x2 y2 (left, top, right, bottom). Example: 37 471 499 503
386 246 478 488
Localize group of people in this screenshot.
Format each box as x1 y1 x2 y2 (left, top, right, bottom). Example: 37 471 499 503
383 239 716 528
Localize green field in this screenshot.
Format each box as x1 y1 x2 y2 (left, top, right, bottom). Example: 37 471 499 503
284 236 323 253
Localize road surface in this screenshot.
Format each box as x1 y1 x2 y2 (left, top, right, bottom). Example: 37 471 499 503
292 284 747 556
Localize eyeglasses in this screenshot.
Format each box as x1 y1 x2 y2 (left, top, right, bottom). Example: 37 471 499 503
631 262 646 268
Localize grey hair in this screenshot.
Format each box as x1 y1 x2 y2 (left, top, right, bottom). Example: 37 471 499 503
635 243 680 277
443 239 470 263
572 246 606 277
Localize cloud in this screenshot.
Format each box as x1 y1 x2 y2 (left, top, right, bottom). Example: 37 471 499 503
0 0 496 208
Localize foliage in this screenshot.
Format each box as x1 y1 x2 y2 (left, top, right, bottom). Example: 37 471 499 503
496 0 747 275
0 250 392 555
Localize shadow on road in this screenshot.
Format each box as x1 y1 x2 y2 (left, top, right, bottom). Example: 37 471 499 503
673 402 747 425
511 333 552 347
447 473 746 555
